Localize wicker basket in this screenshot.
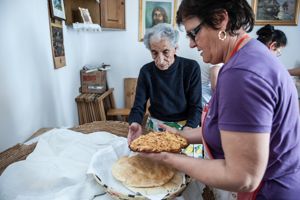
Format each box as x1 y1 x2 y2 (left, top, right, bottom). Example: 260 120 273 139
93 174 191 200
70 121 130 136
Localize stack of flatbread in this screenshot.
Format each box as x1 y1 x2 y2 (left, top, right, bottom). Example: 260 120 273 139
111 132 188 195
112 155 183 195
129 131 188 153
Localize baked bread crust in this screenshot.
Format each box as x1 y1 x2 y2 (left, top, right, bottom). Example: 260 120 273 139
129 131 188 153
111 155 175 187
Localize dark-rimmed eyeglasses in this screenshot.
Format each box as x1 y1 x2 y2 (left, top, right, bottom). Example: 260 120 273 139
275 48 282 57
186 22 204 41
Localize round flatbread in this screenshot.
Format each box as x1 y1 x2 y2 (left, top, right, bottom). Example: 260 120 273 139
112 155 175 187
129 131 188 153
127 171 184 195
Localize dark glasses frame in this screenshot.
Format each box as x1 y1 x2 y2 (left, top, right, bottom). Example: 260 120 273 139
186 22 204 41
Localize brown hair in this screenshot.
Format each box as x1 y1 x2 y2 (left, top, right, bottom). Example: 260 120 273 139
176 0 254 36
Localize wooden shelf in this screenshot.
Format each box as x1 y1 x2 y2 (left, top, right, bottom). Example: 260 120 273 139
64 0 100 25
64 0 125 29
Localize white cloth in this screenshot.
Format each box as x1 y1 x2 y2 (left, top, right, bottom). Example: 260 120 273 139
0 129 121 200
0 129 211 200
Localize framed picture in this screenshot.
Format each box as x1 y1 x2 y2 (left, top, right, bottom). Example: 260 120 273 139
49 0 66 20
139 0 178 41
79 7 93 24
252 0 300 25
50 20 66 69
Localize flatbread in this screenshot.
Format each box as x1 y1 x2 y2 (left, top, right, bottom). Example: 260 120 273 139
111 155 175 187
127 171 184 195
129 131 188 153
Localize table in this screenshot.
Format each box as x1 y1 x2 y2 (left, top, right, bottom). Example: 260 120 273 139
0 121 129 175
0 121 214 200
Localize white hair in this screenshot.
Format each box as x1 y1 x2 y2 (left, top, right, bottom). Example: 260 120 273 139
143 23 179 49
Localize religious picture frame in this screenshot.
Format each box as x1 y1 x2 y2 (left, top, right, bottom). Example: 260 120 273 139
138 0 178 41
252 0 300 25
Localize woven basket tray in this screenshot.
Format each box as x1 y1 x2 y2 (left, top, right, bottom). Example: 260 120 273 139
94 174 191 200
70 120 130 136
0 143 36 175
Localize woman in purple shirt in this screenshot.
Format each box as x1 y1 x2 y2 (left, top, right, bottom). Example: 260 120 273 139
139 0 300 199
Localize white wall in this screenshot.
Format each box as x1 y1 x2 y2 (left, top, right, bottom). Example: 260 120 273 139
0 0 299 151
0 0 87 151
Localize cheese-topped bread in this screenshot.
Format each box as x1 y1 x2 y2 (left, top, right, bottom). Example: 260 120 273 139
129 131 188 153
112 155 175 187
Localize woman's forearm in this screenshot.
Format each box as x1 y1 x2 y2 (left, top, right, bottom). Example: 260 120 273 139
164 153 260 192
180 127 202 144
288 68 300 76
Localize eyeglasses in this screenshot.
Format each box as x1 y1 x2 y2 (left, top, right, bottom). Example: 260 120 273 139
275 48 282 57
186 22 204 41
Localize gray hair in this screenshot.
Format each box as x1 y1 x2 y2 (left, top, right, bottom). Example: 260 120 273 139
143 23 179 50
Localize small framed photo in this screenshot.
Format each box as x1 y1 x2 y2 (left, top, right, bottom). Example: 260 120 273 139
50 21 66 69
79 7 93 24
49 0 66 20
139 0 178 41
252 0 300 25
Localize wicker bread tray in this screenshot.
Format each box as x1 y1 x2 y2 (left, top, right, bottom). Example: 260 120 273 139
0 143 36 175
70 120 130 136
94 174 191 200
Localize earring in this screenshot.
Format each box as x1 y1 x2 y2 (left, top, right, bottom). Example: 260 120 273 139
218 30 227 41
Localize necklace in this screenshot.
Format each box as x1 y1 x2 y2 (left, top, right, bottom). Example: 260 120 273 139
227 34 250 61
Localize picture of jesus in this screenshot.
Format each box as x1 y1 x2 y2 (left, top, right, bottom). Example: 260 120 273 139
145 2 172 28
151 6 168 26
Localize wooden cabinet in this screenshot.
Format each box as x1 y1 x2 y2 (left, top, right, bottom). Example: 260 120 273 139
64 0 125 30
100 0 125 29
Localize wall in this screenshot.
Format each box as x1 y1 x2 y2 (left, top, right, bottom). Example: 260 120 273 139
85 0 300 108
0 0 299 152
0 0 87 151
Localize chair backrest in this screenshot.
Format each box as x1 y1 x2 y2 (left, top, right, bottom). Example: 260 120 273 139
124 78 137 109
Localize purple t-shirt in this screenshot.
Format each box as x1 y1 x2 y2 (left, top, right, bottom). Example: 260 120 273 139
203 39 300 198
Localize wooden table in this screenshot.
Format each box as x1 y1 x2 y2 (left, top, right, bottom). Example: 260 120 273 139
0 121 215 200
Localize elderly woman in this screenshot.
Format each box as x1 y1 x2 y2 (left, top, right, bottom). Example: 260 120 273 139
141 0 300 199
128 23 202 143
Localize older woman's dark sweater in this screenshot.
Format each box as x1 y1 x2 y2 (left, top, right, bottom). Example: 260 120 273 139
128 56 202 128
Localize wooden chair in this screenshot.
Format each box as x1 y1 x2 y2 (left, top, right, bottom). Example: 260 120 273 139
107 78 137 121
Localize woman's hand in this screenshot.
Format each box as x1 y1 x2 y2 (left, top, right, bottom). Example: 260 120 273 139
128 122 142 144
160 123 202 144
182 126 192 131
158 123 179 134
139 152 170 163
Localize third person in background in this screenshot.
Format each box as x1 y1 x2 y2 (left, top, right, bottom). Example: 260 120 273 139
256 24 287 57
